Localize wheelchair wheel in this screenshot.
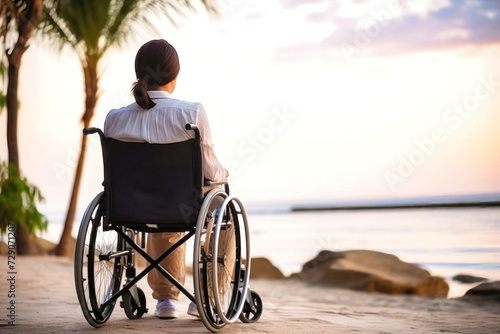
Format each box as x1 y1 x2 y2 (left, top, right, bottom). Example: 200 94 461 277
211 196 251 324
122 287 147 319
194 189 228 332
239 290 263 323
194 189 252 332
74 192 123 327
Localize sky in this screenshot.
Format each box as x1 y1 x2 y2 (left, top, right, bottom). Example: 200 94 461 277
1 0 500 220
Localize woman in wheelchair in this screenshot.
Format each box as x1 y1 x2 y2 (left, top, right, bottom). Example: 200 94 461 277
74 39 261 332
104 39 229 319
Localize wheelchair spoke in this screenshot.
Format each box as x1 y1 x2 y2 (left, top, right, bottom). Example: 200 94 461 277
75 192 123 328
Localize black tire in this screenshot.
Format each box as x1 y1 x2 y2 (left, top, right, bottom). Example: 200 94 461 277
194 189 228 333
123 288 147 319
210 197 247 324
239 290 263 323
74 192 123 327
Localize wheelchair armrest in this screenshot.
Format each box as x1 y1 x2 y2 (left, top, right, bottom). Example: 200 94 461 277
204 180 228 187
204 179 230 195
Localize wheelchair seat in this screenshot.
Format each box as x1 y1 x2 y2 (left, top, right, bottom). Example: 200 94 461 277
74 124 262 332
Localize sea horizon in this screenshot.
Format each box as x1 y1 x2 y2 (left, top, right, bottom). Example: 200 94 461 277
243 191 500 214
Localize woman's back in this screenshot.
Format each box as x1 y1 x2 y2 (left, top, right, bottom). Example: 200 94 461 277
104 90 201 144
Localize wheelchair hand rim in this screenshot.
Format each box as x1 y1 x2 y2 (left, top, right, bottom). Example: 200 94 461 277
212 196 251 324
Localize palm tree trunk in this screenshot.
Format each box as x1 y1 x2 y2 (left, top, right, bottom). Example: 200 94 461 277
6 0 43 255
8 60 36 255
54 55 99 257
7 49 21 172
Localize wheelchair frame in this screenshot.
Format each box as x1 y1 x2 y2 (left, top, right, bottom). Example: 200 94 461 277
74 125 262 332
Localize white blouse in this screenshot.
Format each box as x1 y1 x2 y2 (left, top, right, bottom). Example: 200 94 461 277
103 90 226 182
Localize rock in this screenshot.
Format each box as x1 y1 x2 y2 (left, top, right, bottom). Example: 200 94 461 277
462 281 500 302
296 250 449 297
250 257 285 279
453 274 488 283
34 237 58 254
0 237 61 256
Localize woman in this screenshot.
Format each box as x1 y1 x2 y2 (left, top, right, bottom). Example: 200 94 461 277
104 39 228 319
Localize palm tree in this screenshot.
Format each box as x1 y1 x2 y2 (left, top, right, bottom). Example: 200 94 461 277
42 0 217 256
1 0 44 254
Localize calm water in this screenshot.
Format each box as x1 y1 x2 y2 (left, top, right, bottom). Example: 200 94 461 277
247 207 500 297
42 206 500 298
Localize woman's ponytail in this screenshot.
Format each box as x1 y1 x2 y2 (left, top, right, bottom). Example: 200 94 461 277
133 39 180 110
132 78 156 109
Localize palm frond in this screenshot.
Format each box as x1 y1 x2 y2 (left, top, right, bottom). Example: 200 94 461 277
102 0 218 51
40 0 217 60
0 0 26 57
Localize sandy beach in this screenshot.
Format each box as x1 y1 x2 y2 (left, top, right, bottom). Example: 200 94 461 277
0 255 499 333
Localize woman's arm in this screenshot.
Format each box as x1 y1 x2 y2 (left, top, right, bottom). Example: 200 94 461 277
196 104 227 182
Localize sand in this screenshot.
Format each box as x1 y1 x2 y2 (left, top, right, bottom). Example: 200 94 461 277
1 256 499 333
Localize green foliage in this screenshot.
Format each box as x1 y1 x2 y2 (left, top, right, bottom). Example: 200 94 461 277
0 161 48 236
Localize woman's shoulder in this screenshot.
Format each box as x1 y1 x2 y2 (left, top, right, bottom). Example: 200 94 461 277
105 95 205 118
108 101 141 113
105 102 142 126
157 96 203 111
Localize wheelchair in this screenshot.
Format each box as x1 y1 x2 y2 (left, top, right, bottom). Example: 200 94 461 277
74 124 263 332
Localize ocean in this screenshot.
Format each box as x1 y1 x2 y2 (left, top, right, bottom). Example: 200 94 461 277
246 206 500 298
40 205 500 298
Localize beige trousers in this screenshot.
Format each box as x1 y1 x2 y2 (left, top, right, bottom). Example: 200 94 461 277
147 186 224 301
147 231 186 301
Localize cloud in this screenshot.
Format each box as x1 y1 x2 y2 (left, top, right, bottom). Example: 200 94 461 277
272 0 500 62
280 0 328 9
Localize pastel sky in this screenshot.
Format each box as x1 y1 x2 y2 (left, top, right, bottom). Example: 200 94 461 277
1 0 500 218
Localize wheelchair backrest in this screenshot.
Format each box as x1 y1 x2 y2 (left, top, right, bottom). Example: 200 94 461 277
102 137 203 231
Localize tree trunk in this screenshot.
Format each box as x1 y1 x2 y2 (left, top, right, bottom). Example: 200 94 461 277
55 55 99 257
6 0 43 255
6 54 35 254
6 56 20 170
15 224 38 255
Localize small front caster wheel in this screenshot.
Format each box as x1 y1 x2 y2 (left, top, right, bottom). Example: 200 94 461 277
239 290 263 323
123 288 147 319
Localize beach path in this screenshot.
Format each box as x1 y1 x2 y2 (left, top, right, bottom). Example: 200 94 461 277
1 256 499 333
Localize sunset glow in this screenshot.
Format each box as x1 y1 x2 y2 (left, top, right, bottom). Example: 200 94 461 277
1 0 499 216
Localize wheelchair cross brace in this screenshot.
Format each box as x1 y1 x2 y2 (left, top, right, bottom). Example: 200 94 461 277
97 226 197 315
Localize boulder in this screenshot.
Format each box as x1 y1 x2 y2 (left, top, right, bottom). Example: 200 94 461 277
452 274 488 284
34 237 59 254
296 250 449 297
250 257 285 279
0 237 62 256
461 281 500 302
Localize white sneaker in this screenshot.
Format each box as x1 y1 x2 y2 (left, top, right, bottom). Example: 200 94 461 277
187 302 200 318
154 299 179 318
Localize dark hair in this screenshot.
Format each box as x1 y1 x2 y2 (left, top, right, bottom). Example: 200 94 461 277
132 39 180 109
